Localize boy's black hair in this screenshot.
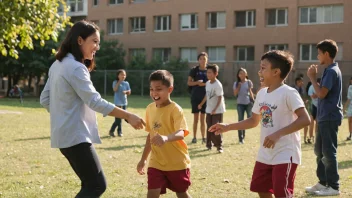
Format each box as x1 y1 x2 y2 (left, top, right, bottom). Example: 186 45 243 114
149 70 174 87
295 76 303 84
206 64 219 74
316 39 338 59
261 50 294 79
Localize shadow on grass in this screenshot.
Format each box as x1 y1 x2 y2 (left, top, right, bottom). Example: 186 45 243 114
97 144 145 151
301 141 351 152
14 136 50 141
0 97 43 109
339 160 352 169
190 151 220 159
100 135 147 140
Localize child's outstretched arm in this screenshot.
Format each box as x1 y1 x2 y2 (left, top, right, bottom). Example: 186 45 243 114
209 113 261 135
263 107 311 149
137 134 152 175
151 130 185 147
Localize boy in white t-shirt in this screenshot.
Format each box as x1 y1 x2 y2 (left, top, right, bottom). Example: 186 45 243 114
209 50 311 197
198 64 226 153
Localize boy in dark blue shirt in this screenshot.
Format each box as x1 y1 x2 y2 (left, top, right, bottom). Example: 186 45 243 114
305 39 343 196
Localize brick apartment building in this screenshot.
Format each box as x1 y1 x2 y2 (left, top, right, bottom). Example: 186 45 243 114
63 0 352 96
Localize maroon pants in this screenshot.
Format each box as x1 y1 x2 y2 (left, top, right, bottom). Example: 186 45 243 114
206 113 223 150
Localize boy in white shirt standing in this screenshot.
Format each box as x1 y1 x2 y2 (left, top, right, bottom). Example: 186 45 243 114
209 51 311 197
198 64 226 153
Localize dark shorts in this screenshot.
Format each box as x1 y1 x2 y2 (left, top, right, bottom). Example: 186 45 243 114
148 168 191 194
310 104 317 120
191 99 206 114
250 161 298 197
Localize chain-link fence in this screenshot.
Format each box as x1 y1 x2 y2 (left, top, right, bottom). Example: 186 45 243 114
91 61 352 99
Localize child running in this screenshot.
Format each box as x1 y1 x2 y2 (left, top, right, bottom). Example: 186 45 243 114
137 70 192 198
209 50 311 198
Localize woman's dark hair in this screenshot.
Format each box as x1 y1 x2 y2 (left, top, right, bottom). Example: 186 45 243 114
197 52 208 61
56 20 99 71
116 69 126 81
236 68 248 87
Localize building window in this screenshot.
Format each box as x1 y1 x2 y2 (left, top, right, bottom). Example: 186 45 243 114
154 15 171 32
109 0 123 5
267 8 287 26
207 47 226 62
91 20 100 27
68 0 83 12
336 43 343 61
130 48 146 60
299 5 343 24
153 48 171 62
300 44 318 61
93 0 98 6
208 12 226 29
236 10 256 27
236 46 255 61
130 17 146 33
130 0 146 3
266 44 288 51
107 19 123 35
180 14 198 30
180 48 197 62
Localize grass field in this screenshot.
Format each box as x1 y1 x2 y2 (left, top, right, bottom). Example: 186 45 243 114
0 96 351 198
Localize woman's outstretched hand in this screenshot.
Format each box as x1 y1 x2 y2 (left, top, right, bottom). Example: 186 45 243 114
126 113 146 130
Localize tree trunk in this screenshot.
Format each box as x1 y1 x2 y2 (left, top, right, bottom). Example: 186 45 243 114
35 75 41 97
28 74 32 93
6 75 12 97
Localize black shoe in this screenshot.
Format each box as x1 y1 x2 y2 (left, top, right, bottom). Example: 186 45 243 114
109 131 115 137
307 138 312 144
346 136 351 141
202 138 206 144
191 138 197 143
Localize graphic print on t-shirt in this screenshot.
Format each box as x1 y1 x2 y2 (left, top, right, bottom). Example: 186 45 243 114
153 122 162 132
207 88 216 100
259 102 277 128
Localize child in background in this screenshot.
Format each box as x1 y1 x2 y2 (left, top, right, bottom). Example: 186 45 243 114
344 77 352 140
137 70 191 198
109 69 131 137
198 64 226 153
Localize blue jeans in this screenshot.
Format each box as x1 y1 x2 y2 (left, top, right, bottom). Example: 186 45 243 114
237 103 253 142
109 105 126 135
315 120 341 190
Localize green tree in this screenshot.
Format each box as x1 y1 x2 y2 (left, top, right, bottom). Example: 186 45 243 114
94 32 126 70
0 0 70 59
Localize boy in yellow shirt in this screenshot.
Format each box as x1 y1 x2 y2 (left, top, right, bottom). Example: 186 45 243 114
137 70 192 198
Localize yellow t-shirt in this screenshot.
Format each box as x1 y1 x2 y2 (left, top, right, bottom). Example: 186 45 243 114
145 101 191 171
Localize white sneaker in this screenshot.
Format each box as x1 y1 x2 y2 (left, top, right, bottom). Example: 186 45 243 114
305 183 326 193
314 187 340 196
